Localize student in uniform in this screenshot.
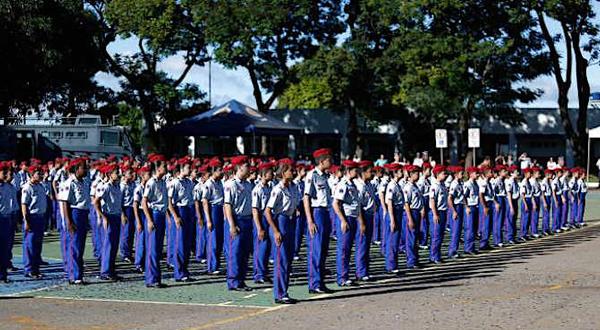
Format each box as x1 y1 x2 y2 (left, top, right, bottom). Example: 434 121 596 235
577 169 587 227
6 166 20 272
223 155 254 291
463 167 480 255
568 168 580 229
447 166 465 258
328 165 342 239
94 164 125 281
332 160 365 286
167 158 196 282
293 164 307 261
529 167 542 238
0 162 14 283
119 165 137 263
58 158 91 284
402 165 425 269
478 166 495 250
519 168 533 242
89 168 105 263
303 148 334 294
371 166 384 245
251 161 275 284
355 160 376 281
559 169 570 231
264 160 299 304
132 166 150 273
142 155 169 288
202 158 225 275
382 163 404 273
504 165 520 244
21 165 50 278
492 165 508 248
551 167 565 234
194 165 209 264
417 163 432 249
540 169 554 236
428 165 448 263
377 165 391 256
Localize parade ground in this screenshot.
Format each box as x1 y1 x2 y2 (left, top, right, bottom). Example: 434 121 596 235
0 191 599 330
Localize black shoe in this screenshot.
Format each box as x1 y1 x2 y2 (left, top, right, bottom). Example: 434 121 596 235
324 269 332 276
275 297 297 304
480 246 493 251
175 277 195 283
1 278 10 283
230 286 253 292
40 260 50 266
69 279 85 285
146 282 166 288
309 287 334 294
99 275 118 281
254 279 266 284
134 267 144 274
9 266 20 272
123 257 133 264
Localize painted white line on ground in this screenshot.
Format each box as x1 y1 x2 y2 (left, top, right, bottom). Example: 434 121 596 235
34 296 273 309
2 283 63 297
243 293 257 299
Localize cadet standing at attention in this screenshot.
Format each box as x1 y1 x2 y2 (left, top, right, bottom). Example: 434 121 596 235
251 161 275 284
21 165 50 278
355 160 376 281
142 155 168 288
119 165 137 263
223 155 254 291
403 165 425 269
0 162 14 283
132 166 150 273
383 163 404 274
428 165 448 263
447 166 465 258
303 148 334 294
463 167 480 255
202 158 225 275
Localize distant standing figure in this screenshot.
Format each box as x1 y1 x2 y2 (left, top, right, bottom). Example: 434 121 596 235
547 157 557 170
374 155 388 167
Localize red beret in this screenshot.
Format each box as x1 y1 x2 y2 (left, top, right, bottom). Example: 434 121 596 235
406 165 421 173
223 164 234 173
466 166 480 174
432 165 446 175
197 165 208 174
106 155 116 162
207 158 222 168
230 155 249 166
421 162 432 169
295 164 306 170
544 169 554 175
494 165 506 172
523 168 532 174
177 157 191 166
149 154 166 163
358 160 373 168
0 161 8 171
312 148 332 158
330 165 340 173
28 165 41 173
103 164 119 174
258 162 276 171
278 158 295 166
68 159 84 170
342 160 359 169
249 166 257 172
387 163 402 172
508 165 519 172
373 166 383 171
569 168 579 174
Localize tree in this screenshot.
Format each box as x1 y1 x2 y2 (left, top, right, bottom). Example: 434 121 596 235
0 0 107 117
188 0 345 154
88 0 210 154
534 0 599 165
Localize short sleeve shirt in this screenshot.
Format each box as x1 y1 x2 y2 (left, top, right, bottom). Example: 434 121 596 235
59 177 91 210
333 177 360 218
21 182 48 214
143 176 168 212
429 180 448 211
304 168 331 208
223 177 253 217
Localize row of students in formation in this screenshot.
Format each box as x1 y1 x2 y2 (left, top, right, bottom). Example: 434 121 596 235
0 149 588 304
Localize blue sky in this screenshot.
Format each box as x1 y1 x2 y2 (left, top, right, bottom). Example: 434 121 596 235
95 5 600 110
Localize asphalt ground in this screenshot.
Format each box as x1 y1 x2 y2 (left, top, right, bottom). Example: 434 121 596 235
1 191 600 329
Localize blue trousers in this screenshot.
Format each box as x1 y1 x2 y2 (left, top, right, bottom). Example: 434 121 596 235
57 208 69 277
447 204 464 257
406 209 421 267
384 207 402 272
552 198 562 232
293 208 306 258
0 215 11 280
100 214 121 277
253 216 271 281
174 206 194 280
520 198 532 238
89 207 102 262
419 200 429 246
329 208 337 237
561 192 569 227
541 196 551 233
134 211 145 269
167 213 175 267
67 208 89 281
196 216 207 262
145 210 166 285
493 197 506 245
505 201 518 242
23 214 46 275
530 197 540 235
569 195 579 225
373 202 382 242
429 210 447 262
120 207 135 260
307 207 331 291
207 204 224 273
226 215 253 289
464 205 478 253
271 214 295 300
578 192 587 224
336 216 356 285
356 211 373 279
479 201 493 249
380 208 387 257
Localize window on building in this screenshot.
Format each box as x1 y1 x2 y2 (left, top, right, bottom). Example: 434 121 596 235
49 131 62 139
65 131 87 139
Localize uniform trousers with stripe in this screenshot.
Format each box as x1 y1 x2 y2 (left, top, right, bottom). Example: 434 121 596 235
505 199 518 242
271 214 295 300
520 197 532 239
89 207 102 262
307 207 331 291
541 196 552 233
0 214 12 280
447 204 464 257
384 206 402 272
195 216 207 262
569 194 579 225
226 215 253 289
428 210 447 262
405 209 422 267
530 196 540 235
145 210 166 285
120 206 135 260
293 207 306 258
355 211 373 279
67 208 89 281
173 205 194 280
552 197 562 232
134 211 145 270
577 192 587 224
479 201 493 249
336 215 356 285
464 205 479 253
419 199 429 246
560 192 569 228
100 214 121 277
493 197 506 245
253 216 271 282
22 213 46 275
206 204 225 273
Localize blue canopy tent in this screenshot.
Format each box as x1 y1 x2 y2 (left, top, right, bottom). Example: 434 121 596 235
164 99 302 154
165 99 302 136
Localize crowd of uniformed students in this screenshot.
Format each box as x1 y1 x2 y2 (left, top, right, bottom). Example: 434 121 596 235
0 148 590 304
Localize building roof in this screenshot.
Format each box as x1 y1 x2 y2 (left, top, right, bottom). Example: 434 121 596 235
478 108 600 135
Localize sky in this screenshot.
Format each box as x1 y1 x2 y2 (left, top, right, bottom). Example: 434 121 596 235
95 4 600 110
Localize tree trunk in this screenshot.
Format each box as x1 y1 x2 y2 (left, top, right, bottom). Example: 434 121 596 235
344 99 359 159
572 32 590 166
140 107 157 156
